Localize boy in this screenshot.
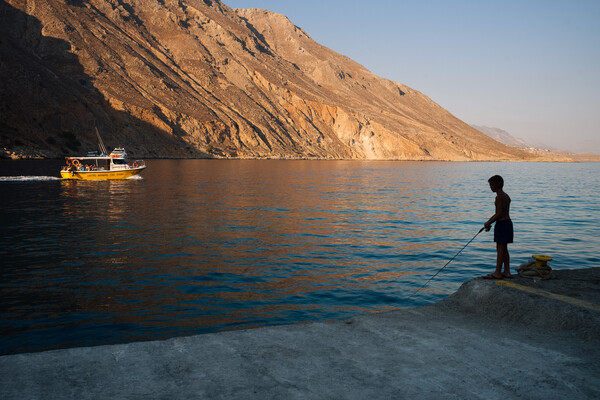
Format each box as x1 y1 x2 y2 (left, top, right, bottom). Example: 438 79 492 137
483 175 513 279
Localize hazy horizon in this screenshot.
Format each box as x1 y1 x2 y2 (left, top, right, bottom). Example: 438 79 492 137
226 0 600 154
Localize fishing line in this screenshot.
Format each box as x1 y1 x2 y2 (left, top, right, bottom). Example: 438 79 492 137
413 227 485 297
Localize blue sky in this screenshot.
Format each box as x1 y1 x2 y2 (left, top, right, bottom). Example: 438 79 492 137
225 0 600 154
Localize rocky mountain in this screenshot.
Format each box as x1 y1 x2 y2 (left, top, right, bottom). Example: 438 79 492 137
1 0 539 160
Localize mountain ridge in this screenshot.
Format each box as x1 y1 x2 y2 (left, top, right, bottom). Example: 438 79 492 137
0 0 559 160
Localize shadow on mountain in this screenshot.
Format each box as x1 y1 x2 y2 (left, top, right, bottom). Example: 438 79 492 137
0 1 206 159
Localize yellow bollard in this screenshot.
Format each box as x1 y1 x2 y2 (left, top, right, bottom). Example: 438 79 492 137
532 254 552 268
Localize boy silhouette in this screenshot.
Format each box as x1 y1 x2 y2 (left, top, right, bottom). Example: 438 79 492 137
483 175 513 279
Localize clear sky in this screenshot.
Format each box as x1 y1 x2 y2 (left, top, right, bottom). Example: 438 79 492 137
225 0 600 154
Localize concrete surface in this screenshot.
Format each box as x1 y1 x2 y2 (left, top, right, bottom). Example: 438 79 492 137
1 268 599 399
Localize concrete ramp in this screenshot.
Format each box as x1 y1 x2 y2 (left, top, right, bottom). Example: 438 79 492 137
1 268 599 399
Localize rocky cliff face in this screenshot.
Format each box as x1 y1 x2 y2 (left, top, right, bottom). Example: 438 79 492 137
1 0 535 160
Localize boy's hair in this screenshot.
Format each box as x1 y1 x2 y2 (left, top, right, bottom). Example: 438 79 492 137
488 175 504 189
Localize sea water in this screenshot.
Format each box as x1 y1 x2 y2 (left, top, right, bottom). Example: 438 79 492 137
1 160 598 354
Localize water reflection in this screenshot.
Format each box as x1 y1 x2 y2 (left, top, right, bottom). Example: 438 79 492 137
1 160 599 354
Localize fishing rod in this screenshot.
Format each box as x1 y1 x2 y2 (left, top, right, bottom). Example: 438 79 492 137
413 227 485 297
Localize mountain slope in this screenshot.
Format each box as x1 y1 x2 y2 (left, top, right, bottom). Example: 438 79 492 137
1 0 534 160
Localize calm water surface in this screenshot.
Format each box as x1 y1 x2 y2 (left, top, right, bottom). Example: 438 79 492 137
1 160 598 354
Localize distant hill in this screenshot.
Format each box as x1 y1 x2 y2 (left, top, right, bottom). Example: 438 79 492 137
0 0 548 160
471 125 529 148
471 125 563 151
473 125 600 161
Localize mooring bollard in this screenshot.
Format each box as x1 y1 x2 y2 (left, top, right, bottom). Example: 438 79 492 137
532 254 552 269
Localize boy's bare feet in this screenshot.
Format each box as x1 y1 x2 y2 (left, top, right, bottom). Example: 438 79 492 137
483 273 503 279
502 273 513 278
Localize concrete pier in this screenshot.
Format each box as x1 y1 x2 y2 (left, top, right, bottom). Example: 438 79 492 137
1 268 599 399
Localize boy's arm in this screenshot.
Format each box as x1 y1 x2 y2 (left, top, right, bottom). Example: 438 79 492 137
484 196 502 231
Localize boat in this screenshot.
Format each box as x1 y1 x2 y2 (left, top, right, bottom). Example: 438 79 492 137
60 129 146 180
60 148 146 180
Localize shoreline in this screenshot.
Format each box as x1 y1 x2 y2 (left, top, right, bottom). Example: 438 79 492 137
1 268 598 399
3 156 599 162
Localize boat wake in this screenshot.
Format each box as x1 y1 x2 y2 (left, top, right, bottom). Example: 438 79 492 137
0 176 62 182
0 175 144 182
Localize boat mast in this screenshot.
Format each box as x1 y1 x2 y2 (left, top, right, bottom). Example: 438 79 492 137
95 127 108 155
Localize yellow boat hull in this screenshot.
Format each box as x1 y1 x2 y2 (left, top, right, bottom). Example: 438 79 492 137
60 167 146 180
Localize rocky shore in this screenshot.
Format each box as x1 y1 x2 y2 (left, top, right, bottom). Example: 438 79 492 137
1 268 598 399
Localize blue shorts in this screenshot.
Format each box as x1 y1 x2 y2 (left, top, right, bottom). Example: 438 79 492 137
494 219 513 244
